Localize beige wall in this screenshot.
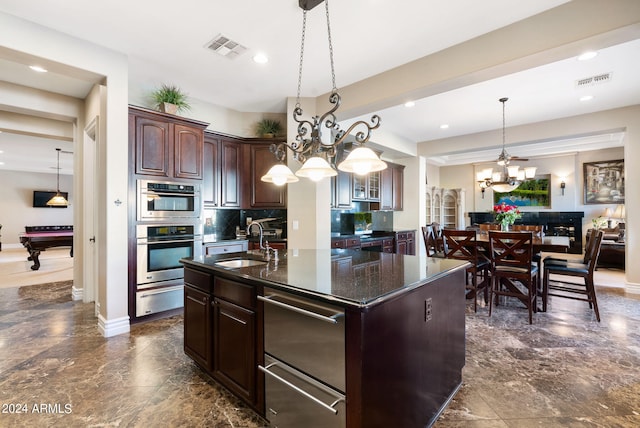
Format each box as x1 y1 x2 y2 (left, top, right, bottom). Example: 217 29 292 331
421 105 639 292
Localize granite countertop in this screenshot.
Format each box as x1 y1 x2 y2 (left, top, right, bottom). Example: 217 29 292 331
181 249 466 308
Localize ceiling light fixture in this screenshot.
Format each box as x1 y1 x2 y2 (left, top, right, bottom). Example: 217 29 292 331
578 51 598 61
47 148 69 207
404 101 415 108
253 53 268 64
29 65 48 73
261 0 386 186
580 95 594 102
476 98 536 197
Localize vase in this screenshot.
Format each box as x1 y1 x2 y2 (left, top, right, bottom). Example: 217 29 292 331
501 222 511 231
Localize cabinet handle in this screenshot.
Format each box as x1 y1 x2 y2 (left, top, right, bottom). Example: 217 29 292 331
259 362 344 415
258 295 343 324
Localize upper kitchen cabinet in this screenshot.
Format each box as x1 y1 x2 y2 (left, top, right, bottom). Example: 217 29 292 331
243 141 287 209
352 171 380 202
203 132 243 208
129 106 207 180
380 162 404 211
331 169 352 209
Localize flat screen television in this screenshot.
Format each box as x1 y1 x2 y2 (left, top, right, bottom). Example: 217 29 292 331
33 190 68 208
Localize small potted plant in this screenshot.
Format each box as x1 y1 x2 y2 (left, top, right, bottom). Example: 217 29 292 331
255 119 282 138
151 84 191 115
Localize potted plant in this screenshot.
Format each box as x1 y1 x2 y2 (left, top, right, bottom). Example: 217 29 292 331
151 84 191 115
255 119 282 138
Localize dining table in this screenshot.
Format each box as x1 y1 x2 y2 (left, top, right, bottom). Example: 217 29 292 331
475 233 570 254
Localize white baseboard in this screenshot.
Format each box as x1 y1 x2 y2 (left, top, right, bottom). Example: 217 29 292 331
98 314 130 337
72 286 83 301
625 281 640 294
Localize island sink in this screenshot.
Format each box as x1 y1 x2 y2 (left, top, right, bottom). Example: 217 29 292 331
214 259 268 268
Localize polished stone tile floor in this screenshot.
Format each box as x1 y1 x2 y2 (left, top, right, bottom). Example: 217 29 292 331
0 278 639 427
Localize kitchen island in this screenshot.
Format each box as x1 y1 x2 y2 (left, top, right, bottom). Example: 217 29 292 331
181 249 467 428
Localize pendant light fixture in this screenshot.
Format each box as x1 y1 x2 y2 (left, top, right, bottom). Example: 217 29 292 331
46 148 69 207
261 0 386 186
477 98 536 196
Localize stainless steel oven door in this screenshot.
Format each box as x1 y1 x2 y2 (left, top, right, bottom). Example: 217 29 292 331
137 179 201 220
136 224 202 285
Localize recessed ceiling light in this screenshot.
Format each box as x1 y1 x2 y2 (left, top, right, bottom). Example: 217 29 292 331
578 51 598 61
580 95 594 102
253 53 268 64
404 101 415 108
440 124 449 129
29 65 48 73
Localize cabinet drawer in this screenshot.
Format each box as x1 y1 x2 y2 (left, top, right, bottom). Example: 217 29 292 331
206 242 248 255
346 238 360 248
184 268 213 294
396 232 408 240
214 277 255 309
331 239 345 249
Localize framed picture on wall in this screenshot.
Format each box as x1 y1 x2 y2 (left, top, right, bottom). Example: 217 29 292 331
583 159 625 204
493 175 551 208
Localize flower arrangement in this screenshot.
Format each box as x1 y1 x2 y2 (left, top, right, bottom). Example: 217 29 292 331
493 202 522 230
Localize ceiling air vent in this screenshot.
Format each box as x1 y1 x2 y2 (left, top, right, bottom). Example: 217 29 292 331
575 72 612 87
205 34 247 59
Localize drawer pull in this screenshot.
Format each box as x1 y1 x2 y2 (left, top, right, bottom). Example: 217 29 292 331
259 362 344 415
258 295 343 324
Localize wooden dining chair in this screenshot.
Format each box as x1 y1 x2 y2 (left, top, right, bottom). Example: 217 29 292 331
479 223 500 232
442 229 490 312
542 229 604 321
422 225 444 257
488 231 538 324
513 224 545 289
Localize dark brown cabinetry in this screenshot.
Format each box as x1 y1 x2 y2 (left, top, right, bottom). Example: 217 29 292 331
331 170 353 209
395 230 416 255
248 241 287 251
331 162 403 210
352 171 380 202
331 236 361 249
184 268 214 371
130 106 206 180
380 162 404 211
203 132 244 208
244 142 286 208
203 133 286 209
213 276 259 409
183 266 263 413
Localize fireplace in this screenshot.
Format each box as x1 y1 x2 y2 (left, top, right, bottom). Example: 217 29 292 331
468 211 584 254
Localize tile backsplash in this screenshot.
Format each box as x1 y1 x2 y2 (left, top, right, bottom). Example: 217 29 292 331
203 208 287 241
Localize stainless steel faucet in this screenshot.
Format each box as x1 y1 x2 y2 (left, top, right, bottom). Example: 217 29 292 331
247 221 278 261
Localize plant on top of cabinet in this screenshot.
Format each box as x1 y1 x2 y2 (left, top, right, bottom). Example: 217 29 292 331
255 119 282 138
151 84 191 115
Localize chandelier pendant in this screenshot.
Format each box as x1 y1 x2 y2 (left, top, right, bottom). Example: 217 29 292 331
477 97 536 197
261 0 386 185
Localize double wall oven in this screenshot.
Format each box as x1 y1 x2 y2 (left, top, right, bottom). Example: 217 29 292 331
135 179 202 317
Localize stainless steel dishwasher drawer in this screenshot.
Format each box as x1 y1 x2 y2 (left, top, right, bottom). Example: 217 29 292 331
259 287 345 392
261 354 346 428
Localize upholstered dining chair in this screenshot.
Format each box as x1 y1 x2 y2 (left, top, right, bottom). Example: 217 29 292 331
542 229 604 321
488 231 539 324
442 229 490 312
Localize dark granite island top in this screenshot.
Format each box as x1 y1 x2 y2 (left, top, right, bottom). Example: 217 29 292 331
181 248 467 308
181 250 467 428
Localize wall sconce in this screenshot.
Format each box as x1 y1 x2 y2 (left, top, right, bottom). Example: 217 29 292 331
560 179 566 196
